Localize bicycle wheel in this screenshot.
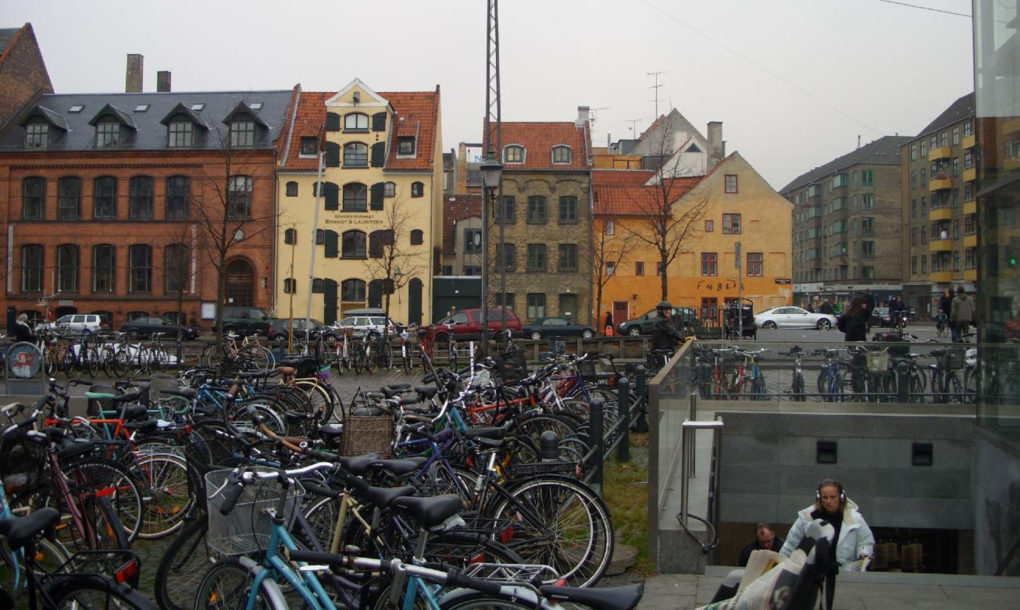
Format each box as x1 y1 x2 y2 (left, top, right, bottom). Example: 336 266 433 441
45 573 158 610
82 346 100 378
135 451 193 539
241 346 273 371
200 343 226 368
155 515 211 610
195 556 284 610
54 494 130 552
943 371 963 403
792 372 805 401
402 348 412 375
488 476 613 587
63 459 144 544
439 591 537 610
361 347 377 374
286 379 335 424
0 533 69 598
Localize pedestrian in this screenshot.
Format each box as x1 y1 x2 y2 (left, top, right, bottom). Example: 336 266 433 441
738 522 785 567
11 313 36 343
937 288 953 336
780 479 874 609
949 286 975 342
819 301 833 315
836 297 870 341
604 311 614 336
650 301 685 352
863 289 876 311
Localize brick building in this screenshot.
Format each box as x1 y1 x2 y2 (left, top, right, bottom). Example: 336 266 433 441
0 24 52 131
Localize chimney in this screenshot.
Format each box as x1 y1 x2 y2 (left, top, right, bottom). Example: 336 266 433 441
157 71 172 93
576 105 591 127
707 121 723 167
126 54 143 93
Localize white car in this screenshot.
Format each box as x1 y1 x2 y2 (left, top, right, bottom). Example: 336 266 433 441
754 306 836 330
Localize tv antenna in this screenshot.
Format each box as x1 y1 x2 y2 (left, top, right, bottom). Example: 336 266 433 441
647 71 666 117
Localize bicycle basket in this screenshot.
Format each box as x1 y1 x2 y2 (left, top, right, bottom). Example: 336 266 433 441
204 468 305 557
935 348 965 370
494 349 528 383
866 350 889 373
340 414 393 457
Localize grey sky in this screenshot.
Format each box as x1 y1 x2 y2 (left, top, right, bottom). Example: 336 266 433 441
6 0 973 190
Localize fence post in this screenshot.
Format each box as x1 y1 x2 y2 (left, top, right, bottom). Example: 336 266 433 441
589 396 604 494
633 365 648 433
616 376 630 462
897 358 911 402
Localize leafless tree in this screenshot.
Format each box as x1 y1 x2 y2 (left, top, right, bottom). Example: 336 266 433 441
162 221 199 343
590 219 637 329
363 194 427 337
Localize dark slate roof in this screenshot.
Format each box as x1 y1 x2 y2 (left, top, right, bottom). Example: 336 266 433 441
0 90 293 152
916 92 974 137
779 135 912 194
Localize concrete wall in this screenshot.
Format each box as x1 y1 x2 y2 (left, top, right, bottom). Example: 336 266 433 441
973 428 1020 576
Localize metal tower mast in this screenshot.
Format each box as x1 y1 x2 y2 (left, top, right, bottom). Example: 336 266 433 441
480 0 503 354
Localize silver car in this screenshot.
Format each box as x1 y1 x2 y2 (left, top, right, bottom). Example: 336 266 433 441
754 306 836 330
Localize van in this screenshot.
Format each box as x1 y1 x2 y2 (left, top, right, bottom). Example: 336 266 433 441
55 314 104 335
220 306 274 336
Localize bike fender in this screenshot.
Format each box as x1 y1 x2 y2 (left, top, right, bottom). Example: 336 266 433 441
237 556 289 608
438 586 542 607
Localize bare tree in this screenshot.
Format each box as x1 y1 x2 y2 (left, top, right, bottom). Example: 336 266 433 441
363 194 427 337
590 220 637 329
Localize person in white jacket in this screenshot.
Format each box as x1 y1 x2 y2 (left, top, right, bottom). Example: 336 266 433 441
780 479 874 572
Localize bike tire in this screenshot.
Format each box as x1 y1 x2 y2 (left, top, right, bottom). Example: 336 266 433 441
63 459 144 544
134 452 193 539
154 514 211 610
362 348 377 374
194 556 285 610
439 590 538 610
402 349 412 375
45 572 158 610
792 373 806 401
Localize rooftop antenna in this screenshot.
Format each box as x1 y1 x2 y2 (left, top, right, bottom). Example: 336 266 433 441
589 106 610 140
647 71 666 117
627 118 643 138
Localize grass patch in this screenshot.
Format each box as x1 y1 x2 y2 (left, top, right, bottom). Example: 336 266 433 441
602 431 655 575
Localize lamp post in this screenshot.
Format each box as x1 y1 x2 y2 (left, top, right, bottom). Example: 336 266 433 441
479 153 503 358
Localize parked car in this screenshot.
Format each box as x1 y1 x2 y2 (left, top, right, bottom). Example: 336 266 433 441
120 316 201 340
220 306 274 336
269 318 337 342
424 308 523 344
617 307 700 336
754 306 836 330
868 306 895 329
54 314 105 335
332 308 402 338
521 317 596 340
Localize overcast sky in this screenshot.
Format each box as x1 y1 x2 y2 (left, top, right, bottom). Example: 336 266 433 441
7 0 974 190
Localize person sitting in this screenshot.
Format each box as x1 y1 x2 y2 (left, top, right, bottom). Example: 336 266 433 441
11 313 36 343
738 522 785 567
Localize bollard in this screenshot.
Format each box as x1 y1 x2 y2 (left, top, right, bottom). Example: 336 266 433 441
897 358 911 402
539 430 559 461
617 376 630 462
633 366 649 433
589 396 604 493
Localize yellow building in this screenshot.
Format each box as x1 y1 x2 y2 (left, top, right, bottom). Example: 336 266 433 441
593 152 793 326
275 79 442 326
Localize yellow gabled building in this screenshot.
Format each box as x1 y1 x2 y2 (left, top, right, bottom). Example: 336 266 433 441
275 79 442 327
593 152 793 327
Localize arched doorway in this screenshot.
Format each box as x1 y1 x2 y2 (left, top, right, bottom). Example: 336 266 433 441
225 259 255 306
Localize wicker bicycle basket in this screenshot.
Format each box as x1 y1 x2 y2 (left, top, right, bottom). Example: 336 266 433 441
204 468 305 557
866 350 890 373
340 414 394 457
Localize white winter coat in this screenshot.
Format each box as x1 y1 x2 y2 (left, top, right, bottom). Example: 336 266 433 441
779 499 875 572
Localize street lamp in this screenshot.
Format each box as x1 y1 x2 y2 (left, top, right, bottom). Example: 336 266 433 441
479 152 503 357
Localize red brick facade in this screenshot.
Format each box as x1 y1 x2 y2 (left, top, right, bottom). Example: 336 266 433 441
0 24 53 130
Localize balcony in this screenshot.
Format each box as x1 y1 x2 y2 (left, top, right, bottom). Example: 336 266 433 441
928 146 952 161
964 269 977 282
928 207 953 221
964 234 977 248
962 134 975 149
929 177 953 191
964 200 977 215
963 167 977 183
929 270 953 283
929 239 953 252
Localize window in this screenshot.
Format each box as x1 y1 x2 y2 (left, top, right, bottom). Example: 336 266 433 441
343 183 367 212
92 245 115 293
94 176 117 219
527 293 546 319
338 279 364 302
860 169 874 186
551 145 571 164
166 176 190 219
964 151 974 169
284 228 297 245
409 228 424 245
722 213 742 234
230 118 255 147
606 261 616 277
705 219 714 232
921 168 927 186
168 120 193 147
58 177 81 220
96 120 120 148
129 176 154 219
497 243 516 271
411 182 424 198
495 293 515 312
397 137 416 156
861 217 875 236
725 175 738 193
368 230 393 258
557 196 578 224
21 244 44 292
341 230 367 258
300 137 318 156
861 241 875 259
558 244 578 272
228 175 252 219
701 252 718 277
344 113 369 131
464 228 482 254
283 278 296 294
605 220 614 235
921 255 927 273
527 196 547 223
312 278 325 293
832 173 847 188
22 177 45 220
910 144 917 161
953 157 960 176
164 243 189 293
25 121 48 149
940 131 948 147
964 121 973 137
464 265 481 275
343 142 368 167
285 181 298 197
527 244 547 272
952 127 960 145
746 252 763 276
635 262 644 276
128 244 152 293
503 145 525 164
384 182 396 197
861 193 874 211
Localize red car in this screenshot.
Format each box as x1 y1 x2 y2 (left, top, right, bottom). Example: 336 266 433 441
424 308 522 343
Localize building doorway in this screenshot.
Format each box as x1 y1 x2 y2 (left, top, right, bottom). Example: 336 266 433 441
225 259 255 306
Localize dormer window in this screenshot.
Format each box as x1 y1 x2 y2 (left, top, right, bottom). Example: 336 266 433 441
503 145 525 164
168 119 194 148
96 120 121 148
300 137 318 157
397 136 416 157
551 145 571 164
25 121 49 149
230 118 255 148
344 113 369 132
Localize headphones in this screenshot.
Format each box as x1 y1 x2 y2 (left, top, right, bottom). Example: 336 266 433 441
816 479 846 503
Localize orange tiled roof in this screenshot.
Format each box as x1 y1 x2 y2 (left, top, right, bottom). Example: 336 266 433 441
592 177 701 216
592 169 656 185
485 121 591 171
279 89 329 171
